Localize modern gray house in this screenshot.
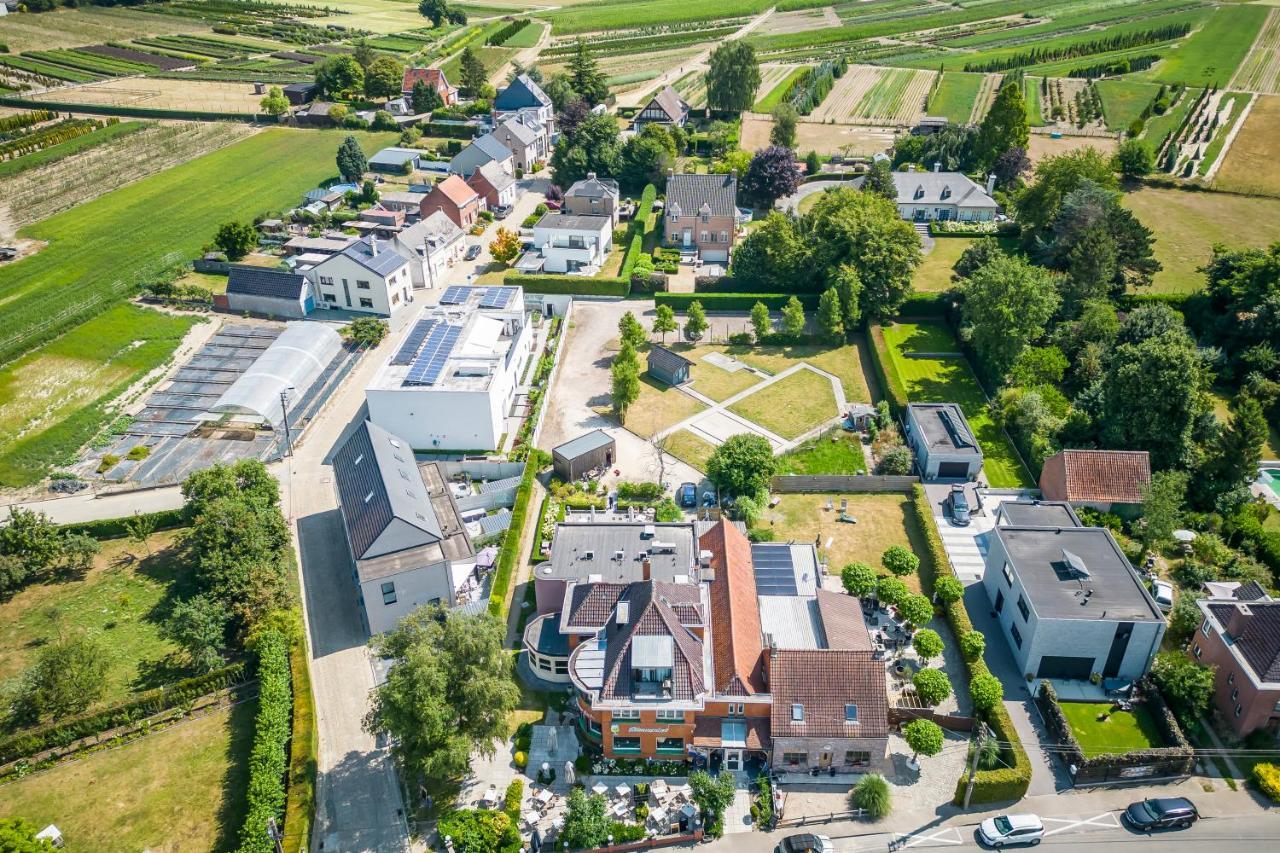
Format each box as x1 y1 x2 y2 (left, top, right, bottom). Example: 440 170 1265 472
903 403 983 480
982 509 1165 682
224 265 313 318
332 420 475 634
552 429 615 482
449 132 514 178
647 344 693 386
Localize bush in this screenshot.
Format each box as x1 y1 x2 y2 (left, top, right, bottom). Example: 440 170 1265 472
913 667 952 706
616 481 664 502
912 628 944 661
437 809 521 853
504 274 630 297
60 507 185 540
960 630 986 662
513 750 527 768
970 672 1004 713
851 773 891 818
868 324 909 415
238 630 292 853
655 292 820 312
882 544 919 577
934 575 963 604
503 779 523 818
1254 762 1280 802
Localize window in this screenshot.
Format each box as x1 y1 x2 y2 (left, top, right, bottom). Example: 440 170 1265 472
1202 619 1212 637
844 750 871 768
1228 672 1235 685
1235 705 1243 717
537 657 552 672
554 660 568 675
656 709 684 721
322 293 337 303
1193 644 1202 658
320 276 333 285
392 292 400 305
380 582 396 605
783 752 806 767
612 709 640 721
1002 562 1014 587
699 231 709 243
357 280 370 289
612 737 642 753
1232 688 1239 702
700 212 709 223
359 297 374 308
656 737 684 753
994 590 1005 613
1016 595 1030 622
791 704 804 722
1010 623 1023 649
719 231 728 243
844 704 859 723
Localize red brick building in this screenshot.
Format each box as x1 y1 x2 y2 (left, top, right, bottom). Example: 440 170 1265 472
1193 595 1280 737
1039 449 1150 512
420 175 484 230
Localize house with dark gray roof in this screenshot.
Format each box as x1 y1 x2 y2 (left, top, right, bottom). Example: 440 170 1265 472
224 265 313 319
332 420 475 634
305 236 413 317
564 172 621 225
892 167 998 222
449 132 514 178
634 85 690 128
664 172 739 263
1194 595 1280 736
492 114 549 172
903 402 983 481
494 74 553 126
647 344 693 386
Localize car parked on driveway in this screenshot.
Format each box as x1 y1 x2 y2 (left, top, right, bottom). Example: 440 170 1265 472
977 814 1044 847
678 482 697 508
949 484 971 526
778 834 835 853
1122 797 1198 831
1151 580 1174 612
464 244 481 261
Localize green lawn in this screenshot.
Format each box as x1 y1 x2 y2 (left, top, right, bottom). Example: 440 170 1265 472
915 237 973 292
0 699 255 852
619 372 706 439
1024 75 1045 127
1141 85 1201 145
663 428 718 472
777 429 868 475
1146 3 1267 87
501 20 543 47
1059 701 1166 757
1097 78 1161 132
881 322 1034 488
927 72 984 124
728 368 839 441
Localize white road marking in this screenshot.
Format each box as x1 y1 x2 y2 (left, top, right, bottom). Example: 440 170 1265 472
894 826 964 848
1042 812 1122 836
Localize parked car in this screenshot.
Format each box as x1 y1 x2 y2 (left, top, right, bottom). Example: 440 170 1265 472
492 204 512 220
977 814 1044 847
464 244 482 261
949 484 971 526
778 834 835 853
678 482 697 508
1122 797 1198 831
0 247 17 261
1151 580 1174 612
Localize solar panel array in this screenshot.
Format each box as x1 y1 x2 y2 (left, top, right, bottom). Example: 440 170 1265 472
438 285 515 309
751 544 799 595
404 323 462 386
391 319 438 366
480 287 515 309
439 285 471 305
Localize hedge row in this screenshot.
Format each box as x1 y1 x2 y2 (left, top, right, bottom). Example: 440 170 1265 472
416 120 481 140
619 183 658 281
59 506 186 540
281 639 317 853
0 661 249 764
653 292 820 311
238 630 293 853
897 293 948 316
504 273 630 296
1224 504 1280 583
0 95 268 123
1036 680 1193 773
867 324 909 416
909 485 1033 805
1255 762 1280 802
488 460 539 617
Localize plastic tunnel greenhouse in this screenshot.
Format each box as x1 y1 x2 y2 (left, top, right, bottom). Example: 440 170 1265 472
208 322 342 429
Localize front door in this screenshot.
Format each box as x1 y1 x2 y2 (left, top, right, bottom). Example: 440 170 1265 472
724 749 741 771
682 228 693 247
818 750 832 768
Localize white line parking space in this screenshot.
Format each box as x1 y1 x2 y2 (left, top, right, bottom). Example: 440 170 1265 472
1042 812 1122 836
892 826 964 848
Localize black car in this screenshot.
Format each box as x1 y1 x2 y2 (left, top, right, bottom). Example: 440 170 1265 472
678 482 697 508
464 244 482 261
1122 797 1198 831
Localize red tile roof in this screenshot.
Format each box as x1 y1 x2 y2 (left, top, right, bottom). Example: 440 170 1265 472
402 66 454 95
432 174 479 207
1041 449 1151 504
599 582 705 702
702 521 766 696
769 649 889 738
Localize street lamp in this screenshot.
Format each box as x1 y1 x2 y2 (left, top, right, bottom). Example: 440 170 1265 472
279 385 296 457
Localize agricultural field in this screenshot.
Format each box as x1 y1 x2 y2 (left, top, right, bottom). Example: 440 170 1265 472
545 0 771 35
673 69 708 109
1231 7 1280 95
30 78 272 114
543 46 701 89
1096 78 1162 131
1214 93 1280 196
0 5 208 54
1146 3 1266 87
753 64 808 112
809 64 932 125
740 112 894 156
1197 91 1251 176
925 71 984 124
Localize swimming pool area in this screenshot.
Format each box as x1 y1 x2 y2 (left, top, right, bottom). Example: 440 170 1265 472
1254 467 1280 508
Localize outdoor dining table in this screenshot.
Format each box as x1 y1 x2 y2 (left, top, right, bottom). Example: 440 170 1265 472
534 789 554 806
614 784 630 798
591 781 609 796
648 807 668 825
650 779 668 796
522 810 541 828
611 801 630 818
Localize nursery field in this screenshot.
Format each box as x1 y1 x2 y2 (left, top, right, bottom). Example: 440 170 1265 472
673 69 708 109
545 0 770 34
1231 8 1280 94
754 64 808 112
1215 93 1280 196
0 5 207 54
925 72 984 124
30 78 268 113
809 64 932 125
1146 3 1266 87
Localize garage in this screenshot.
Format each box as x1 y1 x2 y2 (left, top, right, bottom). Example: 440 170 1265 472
701 249 728 263
1037 655 1094 680
936 461 972 479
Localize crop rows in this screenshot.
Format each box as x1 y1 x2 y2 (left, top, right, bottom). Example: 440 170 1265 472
0 56 100 84
968 73 1001 124
673 70 708 109
0 109 55 135
753 64 806 112
546 0 772 35
0 118 115 161
543 25 737 58
1230 8 1280 94
81 44 193 72
25 49 156 77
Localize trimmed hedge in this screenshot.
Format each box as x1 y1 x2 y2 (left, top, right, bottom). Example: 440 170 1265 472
1254 762 1280 802
868 324 909 416
281 639 317 853
0 661 248 764
505 273 630 296
59 507 186 540
654 292 820 311
238 630 293 853
897 293 949 317
416 120 481 139
488 460 539 617
910 485 1033 805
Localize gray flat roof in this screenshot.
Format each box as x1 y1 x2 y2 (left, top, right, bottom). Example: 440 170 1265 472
998 526 1162 622
999 501 1080 528
909 403 981 455
758 596 823 649
553 429 615 462
540 522 696 583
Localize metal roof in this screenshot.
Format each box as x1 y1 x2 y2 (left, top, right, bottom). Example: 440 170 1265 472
208 321 340 429
477 508 513 537
534 212 611 231
553 429 615 461
647 344 693 377
225 265 307 301
908 403 981 455
369 147 421 167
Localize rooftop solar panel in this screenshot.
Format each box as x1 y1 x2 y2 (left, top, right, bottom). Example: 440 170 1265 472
479 287 514 309
752 544 799 595
439 285 470 305
391 319 437 366
404 323 462 386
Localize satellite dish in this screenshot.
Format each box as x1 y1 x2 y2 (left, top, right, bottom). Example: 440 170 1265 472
1062 548 1090 578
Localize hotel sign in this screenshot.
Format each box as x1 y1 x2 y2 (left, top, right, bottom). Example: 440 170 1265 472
612 724 672 734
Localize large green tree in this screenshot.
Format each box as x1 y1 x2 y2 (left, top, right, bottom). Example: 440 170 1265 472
1206 395 1268 505
18 634 107 721
365 55 405 99
419 0 466 27
550 112 621 186
562 790 610 849
862 158 897 200
770 103 798 148
1139 470 1188 552
567 39 608 106
611 339 641 422
411 77 443 113
707 433 777 498
620 124 677 189
1015 147 1117 236
974 81 1029 170
959 253 1060 379
730 211 807 293
365 607 519 781
706 41 761 112
689 770 738 835
1151 652 1215 726
0 818 54 853
315 54 364 98
336 135 368 183
458 46 487 96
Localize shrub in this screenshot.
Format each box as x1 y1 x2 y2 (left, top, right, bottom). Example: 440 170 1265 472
616 481 664 502
97 454 120 473
882 544 919 577
1254 762 1280 802
960 630 986 662
437 809 520 853
904 718 946 759
912 628 944 661
841 561 878 598
913 667 952 707
503 779 523 819
125 444 150 461
876 576 908 606
970 672 1004 713
237 630 292 852
851 773 891 819
513 750 527 768
934 575 963 604
897 593 934 627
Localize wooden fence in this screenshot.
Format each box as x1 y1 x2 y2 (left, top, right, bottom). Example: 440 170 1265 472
771 474 920 493
889 706 974 733
585 829 703 852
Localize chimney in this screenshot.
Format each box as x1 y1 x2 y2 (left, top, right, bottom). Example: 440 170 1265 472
587 171 596 181
667 168 674 178
933 161 941 173
369 236 378 256
642 558 651 581
986 173 997 195
907 164 916 173
1226 603 1255 638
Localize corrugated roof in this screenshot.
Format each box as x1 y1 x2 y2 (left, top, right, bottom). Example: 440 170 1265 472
226 265 307 301
666 173 738 218
369 147 421 167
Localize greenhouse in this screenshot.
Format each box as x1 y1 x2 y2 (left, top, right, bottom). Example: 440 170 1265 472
208 321 342 429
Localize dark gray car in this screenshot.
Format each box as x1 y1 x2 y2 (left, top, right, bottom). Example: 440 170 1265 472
1123 797 1198 831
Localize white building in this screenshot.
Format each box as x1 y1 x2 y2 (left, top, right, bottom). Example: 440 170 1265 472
391 210 465 290
366 285 534 451
903 403 983 481
891 168 998 222
306 236 413 317
516 213 613 275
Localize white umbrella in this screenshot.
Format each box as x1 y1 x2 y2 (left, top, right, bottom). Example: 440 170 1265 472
548 728 558 753
522 809 541 827
650 779 668 795
564 760 576 786
1173 529 1197 543
614 783 630 798
591 781 608 796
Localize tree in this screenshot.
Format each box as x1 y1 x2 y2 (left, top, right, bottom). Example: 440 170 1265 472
912 628 944 661
1139 470 1188 552
876 446 913 475
619 311 647 350
550 112 621 186
125 510 157 554
567 40 608 107
371 109 398 131
713 148 753 176
952 237 1006 283
882 544 919 578
875 575 908 606
213 221 256 261
960 253 1060 379
706 433 777 498
561 789 609 850
706 41 761 112
805 149 822 175
19 634 107 721
841 561 878 598
1100 330 1205 470
365 607 520 782
0 507 63 581
897 593 934 628
770 103 798 148
750 301 772 341
831 263 862 333
620 124 677 188
489 227 521 265
163 593 228 672
934 575 964 604
780 294 806 337
960 629 986 661
851 773 891 819
342 316 389 347
689 770 737 836
1151 652 1215 726
437 810 519 853
0 818 54 853
731 212 807 293
411 77 443 113
1115 138 1154 178
419 0 466 27
611 340 641 423
970 671 1004 714
974 81 1029 170
336 135 368 183
364 55 404 99
684 299 708 341
653 304 677 343
315 54 364 98
903 718 945 762
862 158 897 200
1207 395 1268 501
1167 593 1204 643
260 85 289 117
1016 147 1117 236
817 287 843 342
741 145 801 207
705 121 738 159
459 46 487 96
992 145 1030 187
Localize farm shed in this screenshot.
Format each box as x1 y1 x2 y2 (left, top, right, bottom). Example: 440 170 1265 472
369 147 422 174
553 430 615 482
283 82 317 105
208 321 342 429
224 265 313 319
647 344 693 386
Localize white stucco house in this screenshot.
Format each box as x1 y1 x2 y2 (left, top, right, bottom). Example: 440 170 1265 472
306 236 413 317
891 168 998 222
516 213 613 275
390 210 465 290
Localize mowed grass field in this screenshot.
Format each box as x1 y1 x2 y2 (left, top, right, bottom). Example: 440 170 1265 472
1147 3 1267 87
881 322 1034 488
0 5 207 53
1215 93 1280 196
1120 185 1280 292
0 699 255 852
927 72 985 123
1097 78 1162 131
728 367 839 440
545 0 769 34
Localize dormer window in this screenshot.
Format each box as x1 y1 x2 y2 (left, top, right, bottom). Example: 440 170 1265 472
791 703 804 722
940 185 951 200
913 185 924 200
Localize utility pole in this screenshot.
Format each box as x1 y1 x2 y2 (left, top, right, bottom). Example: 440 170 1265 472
266 818 284 853
279 387 294 457
963 721 989 809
